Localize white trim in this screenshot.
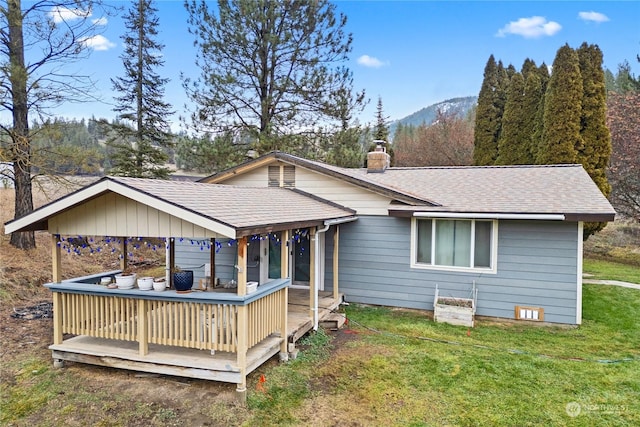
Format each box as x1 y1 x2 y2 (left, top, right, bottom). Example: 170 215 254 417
4 179 237 238
413 212 565 221
410 217 498 274
576 221 584 325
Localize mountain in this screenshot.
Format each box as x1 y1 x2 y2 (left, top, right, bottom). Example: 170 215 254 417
388 96 477 139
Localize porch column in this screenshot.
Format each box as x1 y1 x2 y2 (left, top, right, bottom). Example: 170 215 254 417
210 238 216 284
309 228 316 321
52 234 62 283
52 235 63 345
119 238 128 272
280 230 289 359
169 238 175 288
236 236 248 402
333 226 339 300
138 299 148 356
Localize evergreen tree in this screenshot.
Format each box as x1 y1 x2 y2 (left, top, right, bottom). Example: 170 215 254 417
521 58 538 80
374 96 390 142
325 126 366 168
496 72 528 164
537 44 583 164
473 55 504 165
109 0 174 179
184 0 365 154
577 43 612 237
530 63 550 161
522 71 544 163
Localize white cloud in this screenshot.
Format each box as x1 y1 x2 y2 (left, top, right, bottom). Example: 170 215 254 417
357 55 388 68
79 35 116 51
578 11 610 23
92 17 108 26
49 6 92 24
496 16 562 39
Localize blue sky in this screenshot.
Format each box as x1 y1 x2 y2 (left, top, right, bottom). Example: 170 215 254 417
33 1 640 130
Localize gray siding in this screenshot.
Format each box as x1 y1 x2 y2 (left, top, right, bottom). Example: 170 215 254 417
337 216 579 324
174 238 238 284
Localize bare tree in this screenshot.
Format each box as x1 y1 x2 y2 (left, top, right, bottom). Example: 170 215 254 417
0 0 113 249
607 91 640 222
394 109 475 167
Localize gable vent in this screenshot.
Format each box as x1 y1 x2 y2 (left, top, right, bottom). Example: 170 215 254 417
283 166 295 188
268 166 280 187
268 165 295 188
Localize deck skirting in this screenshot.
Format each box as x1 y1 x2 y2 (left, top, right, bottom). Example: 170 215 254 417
50 335 283 383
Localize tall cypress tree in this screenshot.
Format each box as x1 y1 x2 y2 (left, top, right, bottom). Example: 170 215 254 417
109 0 174 178
521 58 538 81
537 44 583 164
522 71 543 163
530 63 550 161
473 55 505 165
577 42 612 237
496 72 528 164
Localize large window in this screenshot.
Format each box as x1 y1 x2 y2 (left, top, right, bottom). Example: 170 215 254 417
412 218 497 272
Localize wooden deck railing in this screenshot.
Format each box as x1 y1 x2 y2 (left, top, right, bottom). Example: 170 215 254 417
50 279 289 357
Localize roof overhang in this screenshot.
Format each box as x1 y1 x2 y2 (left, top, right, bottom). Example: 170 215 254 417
389 209 615 222
5 178 234 238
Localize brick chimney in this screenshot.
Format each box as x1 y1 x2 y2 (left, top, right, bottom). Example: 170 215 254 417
367 140 390 173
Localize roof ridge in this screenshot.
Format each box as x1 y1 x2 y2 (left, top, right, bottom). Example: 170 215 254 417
385 164 583 171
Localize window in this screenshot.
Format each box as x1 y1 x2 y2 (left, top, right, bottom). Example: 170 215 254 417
413 218 497 272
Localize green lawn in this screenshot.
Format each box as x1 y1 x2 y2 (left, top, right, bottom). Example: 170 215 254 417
245 282 640 426
583 258 640 284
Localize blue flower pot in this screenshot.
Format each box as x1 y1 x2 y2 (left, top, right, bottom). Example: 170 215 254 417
173 270 193 291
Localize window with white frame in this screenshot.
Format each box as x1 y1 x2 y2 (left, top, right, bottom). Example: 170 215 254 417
412 218 497 272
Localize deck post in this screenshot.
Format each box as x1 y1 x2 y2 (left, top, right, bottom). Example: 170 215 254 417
333 226 339 300
210 238 216 283
280 230 290 359
138 299 148 356
52 234 62 283
169 238 175 289
236 236 248 402
309 228 316 321
52 292 63 345
120 238 128 272
51 235 63 347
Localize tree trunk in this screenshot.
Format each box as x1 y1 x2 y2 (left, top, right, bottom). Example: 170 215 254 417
8 0 36 250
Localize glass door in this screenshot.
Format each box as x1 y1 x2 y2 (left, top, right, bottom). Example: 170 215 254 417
291 229 310 287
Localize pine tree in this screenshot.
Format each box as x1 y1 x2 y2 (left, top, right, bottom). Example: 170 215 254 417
374 96 390 142
109 0 174 179
495 72 528 164
537 44 583 164
577 43 612 237
473 56 507 165
184 0 365 154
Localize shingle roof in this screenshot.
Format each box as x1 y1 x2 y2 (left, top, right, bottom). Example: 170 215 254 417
204 152 616 221
4 176 356 236
110 177 356 231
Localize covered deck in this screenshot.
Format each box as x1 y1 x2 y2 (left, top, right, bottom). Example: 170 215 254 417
47 279 342 385
4 176 355 402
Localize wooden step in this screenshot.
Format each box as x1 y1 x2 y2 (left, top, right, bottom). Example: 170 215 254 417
319 312 346 330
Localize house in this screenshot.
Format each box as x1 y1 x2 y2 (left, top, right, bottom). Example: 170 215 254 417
196 149 615 325
3 149 615 400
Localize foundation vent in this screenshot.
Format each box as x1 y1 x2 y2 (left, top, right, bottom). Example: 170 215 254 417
515 306 544 321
